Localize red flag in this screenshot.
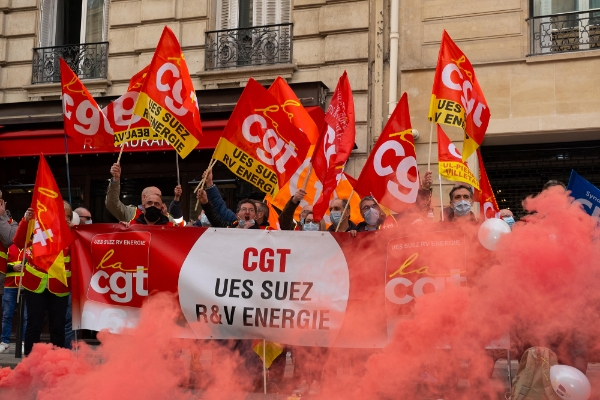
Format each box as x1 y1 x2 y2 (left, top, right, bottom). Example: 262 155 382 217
351 93 419 213
437 125 480 190
212 78 311 196
133 27 202 158
475 149 500 220
29 155 74 283
60 59 114 150
311 71 355 221
268 77 319 145
428 30 490 161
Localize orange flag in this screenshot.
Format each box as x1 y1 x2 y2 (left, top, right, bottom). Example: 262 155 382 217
437 125 480 190
475 149 500 220
133 26 202 158
428 30 490 161
264 196 281 230
60 59 114 150
30 155 74 284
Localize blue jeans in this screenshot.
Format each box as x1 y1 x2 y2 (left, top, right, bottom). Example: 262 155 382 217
2 288 27 344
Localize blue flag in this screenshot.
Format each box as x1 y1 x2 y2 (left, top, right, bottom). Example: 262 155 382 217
567 170 600 219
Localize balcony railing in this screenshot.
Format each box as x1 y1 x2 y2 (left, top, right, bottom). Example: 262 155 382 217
528 10 600 55
204 23 293 70
31 42 109 84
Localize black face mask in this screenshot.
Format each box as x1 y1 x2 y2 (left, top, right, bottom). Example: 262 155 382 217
144 206 162 222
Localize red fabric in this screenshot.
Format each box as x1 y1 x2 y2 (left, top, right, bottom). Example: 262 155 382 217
437 125 480 190
475 148 500 219
60 59 114 150
219 78 311 189
311 71 355 221
352 93 419 213
268 77 319 145
135 27 202 144
27 155 74 272
429 30 490 161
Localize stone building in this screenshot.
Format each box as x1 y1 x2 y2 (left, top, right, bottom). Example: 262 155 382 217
0 0 599 220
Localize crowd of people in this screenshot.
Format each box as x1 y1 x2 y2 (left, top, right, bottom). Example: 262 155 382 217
0 162 583 397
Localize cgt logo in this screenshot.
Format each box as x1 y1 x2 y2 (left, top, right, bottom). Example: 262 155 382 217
87 232 151 308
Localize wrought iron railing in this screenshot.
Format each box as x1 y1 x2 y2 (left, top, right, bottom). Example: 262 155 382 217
528 10 600 55
204 23 292 70
31 42 109 84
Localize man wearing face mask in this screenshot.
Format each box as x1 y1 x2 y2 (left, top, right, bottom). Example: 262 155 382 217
443 184 478 224
279 189 313 231
302 212 320 231
74 207 92 225
192 211 211 227
356 196 389 231
327 198 357 232
128 194 174 226
499 209 515 229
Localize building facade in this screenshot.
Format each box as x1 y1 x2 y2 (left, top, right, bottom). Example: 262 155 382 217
0 0 599 221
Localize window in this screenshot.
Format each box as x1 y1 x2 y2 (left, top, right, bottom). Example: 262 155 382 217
216 0 291 30
40 0 109 47
529 0 600 54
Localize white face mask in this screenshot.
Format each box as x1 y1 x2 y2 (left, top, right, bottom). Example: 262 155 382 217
84 219 93 225
452 200 472 216
303 222 319 231
330 211 342 225
364 208 380 225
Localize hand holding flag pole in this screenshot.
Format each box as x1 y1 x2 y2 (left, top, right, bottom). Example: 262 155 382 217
334 190 354 232
194 159 218 211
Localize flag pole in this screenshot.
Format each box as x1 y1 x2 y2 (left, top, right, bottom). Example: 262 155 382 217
302 165 313 191
63 134 72 205
194 159 218 212
263 339 267 394
427 121 435 171
175 152 180 186
335 190 354 232
439 174 445 222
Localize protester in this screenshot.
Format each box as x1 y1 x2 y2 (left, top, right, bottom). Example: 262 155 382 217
15 202 72 355
197 190 258 229
202 168 237 225
327 198 357 232
127 194 175 226
192 211 211 227
542 179 566 190
74 207 92 225
106 163 182 222
499 209 515 229
253 201 271 229
442 183 478 224
302 212 320 231
0 244 27 354
278 189 313 231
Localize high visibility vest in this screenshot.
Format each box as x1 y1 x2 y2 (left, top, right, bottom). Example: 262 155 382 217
10 246 71 297
0 218 12 274
4 244 21 289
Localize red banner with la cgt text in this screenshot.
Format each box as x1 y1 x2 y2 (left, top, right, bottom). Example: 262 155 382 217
71 225 475 347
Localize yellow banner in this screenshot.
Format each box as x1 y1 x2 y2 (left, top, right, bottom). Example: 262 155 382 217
134 92 199 159
439 161 480 190
213 137 279 196
113 127 160 146
429 94 466 131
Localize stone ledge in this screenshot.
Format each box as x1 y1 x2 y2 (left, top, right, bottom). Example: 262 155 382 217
197 63 298 88
22 78 111 100
526 48 600 63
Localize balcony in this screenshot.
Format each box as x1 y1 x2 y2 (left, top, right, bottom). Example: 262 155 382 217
31 42 109 84
528 10 600 55
204 23 293 70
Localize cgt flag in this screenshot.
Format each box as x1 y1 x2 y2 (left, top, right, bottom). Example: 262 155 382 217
311 71 356 221
212 78 311 196
475 149 500 220
60 59 114 150
437 125 480 191
428 30 490 161
29 155 74 285
133 26 202 159
352 93 419 213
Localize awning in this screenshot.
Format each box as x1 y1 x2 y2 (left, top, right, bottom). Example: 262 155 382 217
0 120 226 158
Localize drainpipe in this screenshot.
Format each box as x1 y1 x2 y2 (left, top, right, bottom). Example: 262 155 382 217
388 0 399 118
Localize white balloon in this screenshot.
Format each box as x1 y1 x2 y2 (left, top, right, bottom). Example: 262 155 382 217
550 365 591 400
477 218 511 251
71 212 80 226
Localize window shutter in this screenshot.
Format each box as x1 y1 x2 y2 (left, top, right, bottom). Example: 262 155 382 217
266 0 277 24
217 0 239 30
102 0 110 41
254 0 291 25
40 0 57 47
253 0 265 26
278 0 291 24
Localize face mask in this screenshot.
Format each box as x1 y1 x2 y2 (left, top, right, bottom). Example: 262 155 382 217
452 200 471 216
300 218 305 225
502 216 515 228
330 211 342 225
200 214 210 226
239 219 255 228
364 208 380 226
144 206 162 222
84 219 93 225
303 222 319 231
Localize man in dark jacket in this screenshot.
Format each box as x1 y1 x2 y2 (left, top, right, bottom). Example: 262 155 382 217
197 190 258 229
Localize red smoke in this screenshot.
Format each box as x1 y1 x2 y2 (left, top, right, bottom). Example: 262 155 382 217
0 188 597 399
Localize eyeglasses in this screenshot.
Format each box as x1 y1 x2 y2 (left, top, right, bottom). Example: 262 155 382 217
79 215 91 220
239 208 255 213
361 203 378 213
